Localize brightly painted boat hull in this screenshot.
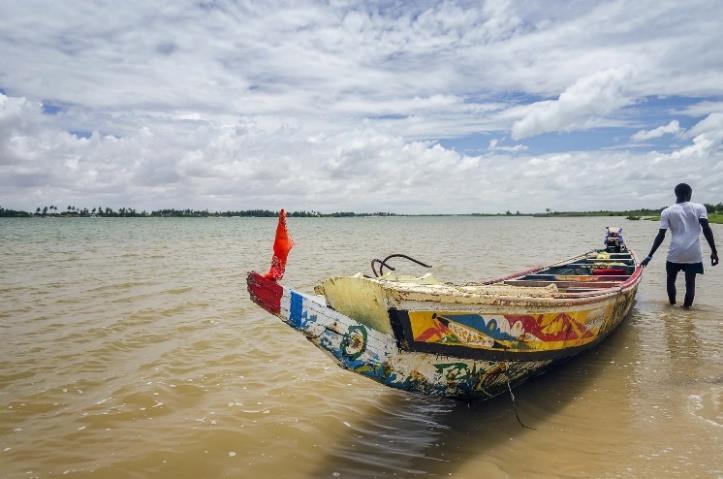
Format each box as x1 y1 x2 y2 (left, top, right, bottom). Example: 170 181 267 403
247 269 640 399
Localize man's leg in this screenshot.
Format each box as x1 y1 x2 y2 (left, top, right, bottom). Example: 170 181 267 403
683 270 697 308
666 267 678 305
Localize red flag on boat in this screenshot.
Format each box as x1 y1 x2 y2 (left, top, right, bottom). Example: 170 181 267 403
264 209 294 281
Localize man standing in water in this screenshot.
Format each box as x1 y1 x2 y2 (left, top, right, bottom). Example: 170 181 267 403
641 183 719 308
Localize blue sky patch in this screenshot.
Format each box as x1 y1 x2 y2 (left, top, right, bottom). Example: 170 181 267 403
42 101 65 115
69 129 92 139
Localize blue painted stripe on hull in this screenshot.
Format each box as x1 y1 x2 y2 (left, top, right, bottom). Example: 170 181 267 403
289 291 303 327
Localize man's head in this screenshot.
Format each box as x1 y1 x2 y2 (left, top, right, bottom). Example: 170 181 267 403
674 183 692 202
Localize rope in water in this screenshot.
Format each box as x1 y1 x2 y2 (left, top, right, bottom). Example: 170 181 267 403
506 378 535 430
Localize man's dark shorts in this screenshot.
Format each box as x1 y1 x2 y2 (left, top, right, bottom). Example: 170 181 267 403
666 261 704 275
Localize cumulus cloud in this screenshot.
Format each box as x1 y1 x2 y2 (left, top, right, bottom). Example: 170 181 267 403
510 68 633 140
2 90 722 212
0 92 487 212
662 113 723 163
631 120 682 141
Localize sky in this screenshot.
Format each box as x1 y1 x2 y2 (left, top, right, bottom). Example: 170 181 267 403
1 0 723 214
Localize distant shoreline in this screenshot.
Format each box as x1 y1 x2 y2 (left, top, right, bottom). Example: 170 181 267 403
1 205 722 223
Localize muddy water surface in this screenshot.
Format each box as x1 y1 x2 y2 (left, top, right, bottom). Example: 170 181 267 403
1 216 721 478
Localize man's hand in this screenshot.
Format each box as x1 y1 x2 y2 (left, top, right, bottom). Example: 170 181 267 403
641 256 652 267
700 219 718 266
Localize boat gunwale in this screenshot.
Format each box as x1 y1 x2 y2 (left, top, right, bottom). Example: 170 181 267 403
250 250 643 317
247 270 640 364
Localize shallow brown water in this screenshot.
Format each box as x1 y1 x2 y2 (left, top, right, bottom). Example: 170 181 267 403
1 216 721 478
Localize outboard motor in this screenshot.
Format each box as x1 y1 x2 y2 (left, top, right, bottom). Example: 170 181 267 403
604 226 627 253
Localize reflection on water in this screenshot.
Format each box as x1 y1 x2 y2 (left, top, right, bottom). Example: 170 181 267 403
1 217 721 478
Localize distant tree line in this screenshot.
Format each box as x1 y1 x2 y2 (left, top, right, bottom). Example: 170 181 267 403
25 205 143 217
472 210 522 216
534 203 723 218
153 209 397 217
0 205 398 218
0 206 32 217
533 208 666 218
2 203 722 218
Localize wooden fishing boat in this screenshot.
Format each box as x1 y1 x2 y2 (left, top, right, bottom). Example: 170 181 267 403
247 212 643 399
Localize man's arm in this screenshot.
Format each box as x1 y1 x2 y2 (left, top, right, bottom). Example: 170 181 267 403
699 218 719 266
641 229 666 267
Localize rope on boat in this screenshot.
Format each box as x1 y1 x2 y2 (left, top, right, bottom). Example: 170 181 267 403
506 378 535 430
370 254 432 277
370 258 395 276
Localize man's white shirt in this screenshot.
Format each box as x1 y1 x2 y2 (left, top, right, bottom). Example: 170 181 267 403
660 202 708 264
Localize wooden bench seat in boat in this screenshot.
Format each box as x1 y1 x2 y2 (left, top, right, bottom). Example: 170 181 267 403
523 273 631 281
573 259 634 265
543 264 633 274
502 279 623 289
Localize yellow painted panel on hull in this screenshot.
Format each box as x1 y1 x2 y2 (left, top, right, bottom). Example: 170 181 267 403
406 301 620 352
315 275 392 334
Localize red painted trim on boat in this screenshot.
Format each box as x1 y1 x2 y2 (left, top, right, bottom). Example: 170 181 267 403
247 271 283 315
619 261 643 287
